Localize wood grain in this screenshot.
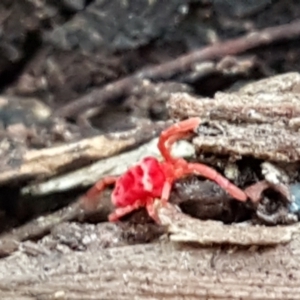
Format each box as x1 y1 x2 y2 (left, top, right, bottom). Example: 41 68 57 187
0 224 299 300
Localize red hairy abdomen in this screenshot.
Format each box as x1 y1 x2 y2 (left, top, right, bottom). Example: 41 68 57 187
111 157 166 207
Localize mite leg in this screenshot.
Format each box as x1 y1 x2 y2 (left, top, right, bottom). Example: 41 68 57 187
158 118 200 162
82 176 118 211
186 163 247 202
108 200 143 222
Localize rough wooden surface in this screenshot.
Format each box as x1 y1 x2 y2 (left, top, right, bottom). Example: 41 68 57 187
0 119 168 185
157 202 300 246
167 72 300 126
0 221 300 300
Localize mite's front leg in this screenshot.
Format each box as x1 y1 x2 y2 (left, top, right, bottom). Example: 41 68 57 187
82 176 119 211
108 200 143 222
158 118 200 162
187 163 247 202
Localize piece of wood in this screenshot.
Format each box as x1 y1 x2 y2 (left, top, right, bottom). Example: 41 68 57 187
157 202 299 246
21 138 195 197
0 120 169 185
0 222 299 300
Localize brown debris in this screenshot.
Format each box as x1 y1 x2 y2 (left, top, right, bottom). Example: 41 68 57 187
166 73 300 226
165 73 300 163
256 198 298 225
167 72 300 125
56 21 300 118
0 201 83 257
0 187 118 257
156 202 298 246
1 226 300 299
136 21 300 80
0 120 169 185
80 80 192 131
193 122 300 162
171 177 252 223
0 133 134 184
22 135 182 197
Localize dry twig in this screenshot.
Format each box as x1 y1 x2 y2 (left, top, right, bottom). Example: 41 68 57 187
21 138 195 197
56 20 300 118
0 120 168 185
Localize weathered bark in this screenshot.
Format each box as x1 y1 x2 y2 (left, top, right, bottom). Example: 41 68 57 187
0 226 299 299
0 119 168 186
